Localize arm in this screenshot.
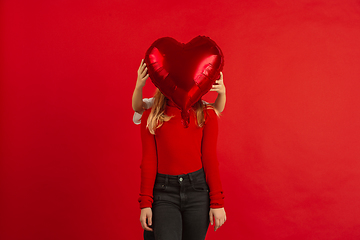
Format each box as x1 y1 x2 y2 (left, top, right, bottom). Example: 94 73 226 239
138 110 157 208
138 109 157 231
132 59 149 113
201 108 224 208
201 108 226 231
210 72 226 113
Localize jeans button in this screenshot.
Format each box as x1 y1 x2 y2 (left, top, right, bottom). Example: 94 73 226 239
179 177 183 182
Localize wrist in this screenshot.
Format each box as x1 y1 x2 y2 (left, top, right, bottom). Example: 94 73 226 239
134 84 144 91
218 90 226 96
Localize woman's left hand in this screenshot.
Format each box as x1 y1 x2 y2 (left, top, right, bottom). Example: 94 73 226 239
210 72 226 95
209 207 227 231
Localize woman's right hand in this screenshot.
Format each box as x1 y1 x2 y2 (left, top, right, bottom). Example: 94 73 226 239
140 207 153 231
136 59 149 89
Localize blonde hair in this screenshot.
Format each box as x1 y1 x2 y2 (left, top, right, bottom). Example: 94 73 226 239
146 89 218 134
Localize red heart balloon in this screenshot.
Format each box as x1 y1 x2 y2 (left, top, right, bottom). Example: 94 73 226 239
144 36 224 127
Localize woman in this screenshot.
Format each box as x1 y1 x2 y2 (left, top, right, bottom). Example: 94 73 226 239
138 84 226 240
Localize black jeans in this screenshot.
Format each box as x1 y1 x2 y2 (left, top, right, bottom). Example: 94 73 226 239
149 168 210 240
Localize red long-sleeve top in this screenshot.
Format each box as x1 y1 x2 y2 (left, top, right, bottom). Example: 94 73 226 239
138 101 224 209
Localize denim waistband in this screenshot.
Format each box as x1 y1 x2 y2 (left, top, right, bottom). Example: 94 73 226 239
155 168 206 185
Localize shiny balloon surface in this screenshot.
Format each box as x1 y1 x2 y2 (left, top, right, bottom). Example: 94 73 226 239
145 36 224 127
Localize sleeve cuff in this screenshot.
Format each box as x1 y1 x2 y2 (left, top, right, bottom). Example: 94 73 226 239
209 190 224 208
133 112 142 125
138 196 153 209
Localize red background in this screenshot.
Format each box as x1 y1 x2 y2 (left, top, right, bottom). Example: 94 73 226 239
1 0 360 239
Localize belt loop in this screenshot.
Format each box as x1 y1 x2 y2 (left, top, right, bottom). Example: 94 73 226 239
165 175 168 186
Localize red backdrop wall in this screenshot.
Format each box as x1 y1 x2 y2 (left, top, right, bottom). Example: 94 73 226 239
1 0 360 239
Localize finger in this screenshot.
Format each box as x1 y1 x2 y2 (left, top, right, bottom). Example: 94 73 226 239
143 74 149 81
215 218 220 230
211 86 220 91
142 66 148 76
140 219 146 230
220 218 225 227
140 69 148 80
138 59 145 71
139 63 146 73
145 223 153 231
147 213 152 226
140 68 147 78
139 61 147 73
139 59 144 68
220 72 223 79
217 79 224 85
209 212 214 226
141 219 153 231
143 224 153 231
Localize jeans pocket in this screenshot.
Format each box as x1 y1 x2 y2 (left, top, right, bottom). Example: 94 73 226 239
191 182 209 192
